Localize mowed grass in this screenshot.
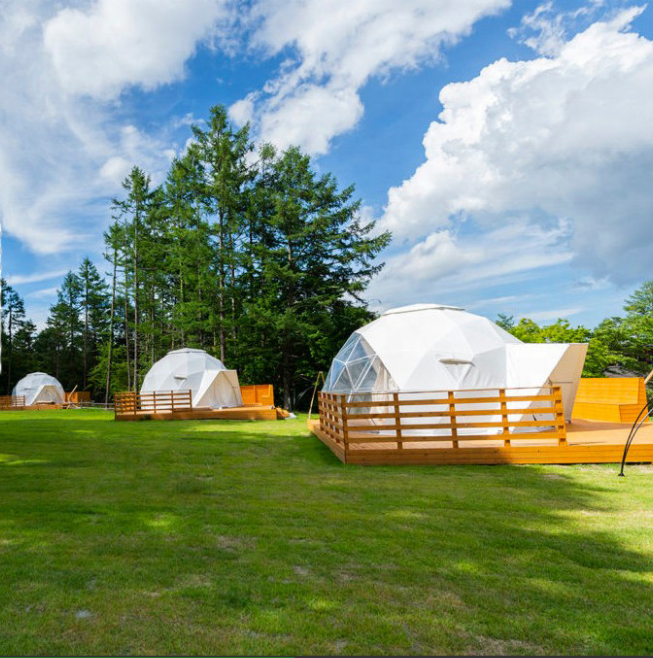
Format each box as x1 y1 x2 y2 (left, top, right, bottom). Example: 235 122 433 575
1 410 653 656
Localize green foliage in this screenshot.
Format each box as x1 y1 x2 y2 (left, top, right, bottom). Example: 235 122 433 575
1 278 28 393
87 106 389 407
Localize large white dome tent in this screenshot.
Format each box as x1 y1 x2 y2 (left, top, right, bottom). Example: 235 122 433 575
140 348 243 409
13 372 65 406
323 304 587 425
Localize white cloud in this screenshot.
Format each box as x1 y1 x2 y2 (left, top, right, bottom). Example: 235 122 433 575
524 307 584 322
5 269 68 286
231 0 510 154
367 219 573 310
43 0 227 100
26 287 60 300
380 7 653 285
0 0 227 255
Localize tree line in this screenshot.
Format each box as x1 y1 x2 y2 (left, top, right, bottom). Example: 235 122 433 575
1 106 390 408
3 105 653 405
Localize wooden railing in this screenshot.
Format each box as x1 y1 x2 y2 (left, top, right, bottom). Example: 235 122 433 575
240 384 274 407
0 395 26 409
114 390 193 418
318 386 566 450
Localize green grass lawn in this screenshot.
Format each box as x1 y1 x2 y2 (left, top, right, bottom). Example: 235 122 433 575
1 409 653 655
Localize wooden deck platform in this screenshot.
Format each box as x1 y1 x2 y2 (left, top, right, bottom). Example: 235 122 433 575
116 404 280 422
309 418 653 465
114 388 287 422
310 388 653 466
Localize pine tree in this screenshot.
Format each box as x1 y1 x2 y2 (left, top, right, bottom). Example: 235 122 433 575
245 146 391 408
78 258 110 391
112 166 156 389
1 280 27 393
46 272 83 389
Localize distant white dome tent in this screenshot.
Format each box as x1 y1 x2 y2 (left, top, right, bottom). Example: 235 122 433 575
13 372 65 406
141 348 243 409
323 304 588 423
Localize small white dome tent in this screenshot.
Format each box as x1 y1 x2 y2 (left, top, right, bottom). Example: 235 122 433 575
323 304 587 424
13 372 65 406
141 348 243 409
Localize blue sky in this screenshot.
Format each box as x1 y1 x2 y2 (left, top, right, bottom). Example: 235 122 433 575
1 0 653 330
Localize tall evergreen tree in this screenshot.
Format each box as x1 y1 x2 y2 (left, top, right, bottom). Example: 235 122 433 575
78 258 110 390
1 280 27 393
244 146 391 408
191 105 254 361
112 166 156 389
45 272 83 389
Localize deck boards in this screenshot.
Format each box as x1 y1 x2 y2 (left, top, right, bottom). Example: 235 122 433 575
115 405 279 422
308 418 653 465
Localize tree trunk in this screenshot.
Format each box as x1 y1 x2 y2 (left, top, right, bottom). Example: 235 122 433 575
105 250 117 404
218 208 226 362
83 277 89 390
124 284 132 392
133 216 139 389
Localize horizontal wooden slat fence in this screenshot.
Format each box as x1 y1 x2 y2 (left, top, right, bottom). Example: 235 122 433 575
0 395 26 409
318 386 566 458
114 390 193 419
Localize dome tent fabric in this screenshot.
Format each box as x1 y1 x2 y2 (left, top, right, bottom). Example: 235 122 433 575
141 348 243 409
13 372 65 406
323 304 587 423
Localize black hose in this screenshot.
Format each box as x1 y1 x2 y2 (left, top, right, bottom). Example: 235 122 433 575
619 399 653 476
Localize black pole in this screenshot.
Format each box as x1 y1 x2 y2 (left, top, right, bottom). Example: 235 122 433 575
619 399 652 476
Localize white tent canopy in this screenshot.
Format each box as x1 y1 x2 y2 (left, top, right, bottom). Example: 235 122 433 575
13 372 65 406
323 304 587 422
141 348 243 409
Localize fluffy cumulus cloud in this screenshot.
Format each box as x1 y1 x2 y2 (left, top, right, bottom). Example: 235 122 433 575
367 218 573 308
43 0 226 99
0 0 226 254
379 7 653 287
230 0 510 154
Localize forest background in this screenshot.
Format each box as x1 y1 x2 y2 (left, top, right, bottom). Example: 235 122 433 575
3 106 653 409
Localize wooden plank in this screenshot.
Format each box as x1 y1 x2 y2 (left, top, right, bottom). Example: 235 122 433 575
344 431 564 444
344 419 556 432
343 393 557 409
116 405 278 422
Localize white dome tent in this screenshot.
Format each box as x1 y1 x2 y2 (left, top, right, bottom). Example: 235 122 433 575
141 348 243 409
323 304 587 427
13 372 65 406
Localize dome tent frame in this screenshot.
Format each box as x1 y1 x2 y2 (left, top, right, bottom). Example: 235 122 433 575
323 304 588 425
140 348 243 409
13 372 65 406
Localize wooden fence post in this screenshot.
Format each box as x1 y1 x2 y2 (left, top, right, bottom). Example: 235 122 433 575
340 395 349 453
500 389 511 447
553 386 567 446
448 391 459 448
393 393 403 450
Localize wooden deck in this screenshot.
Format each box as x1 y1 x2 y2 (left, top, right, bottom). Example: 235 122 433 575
115 405 280 422
0 396 69 411
310 388 653 465
114 388 285 422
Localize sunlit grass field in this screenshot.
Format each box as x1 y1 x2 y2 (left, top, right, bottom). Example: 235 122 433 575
1 409 653 655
